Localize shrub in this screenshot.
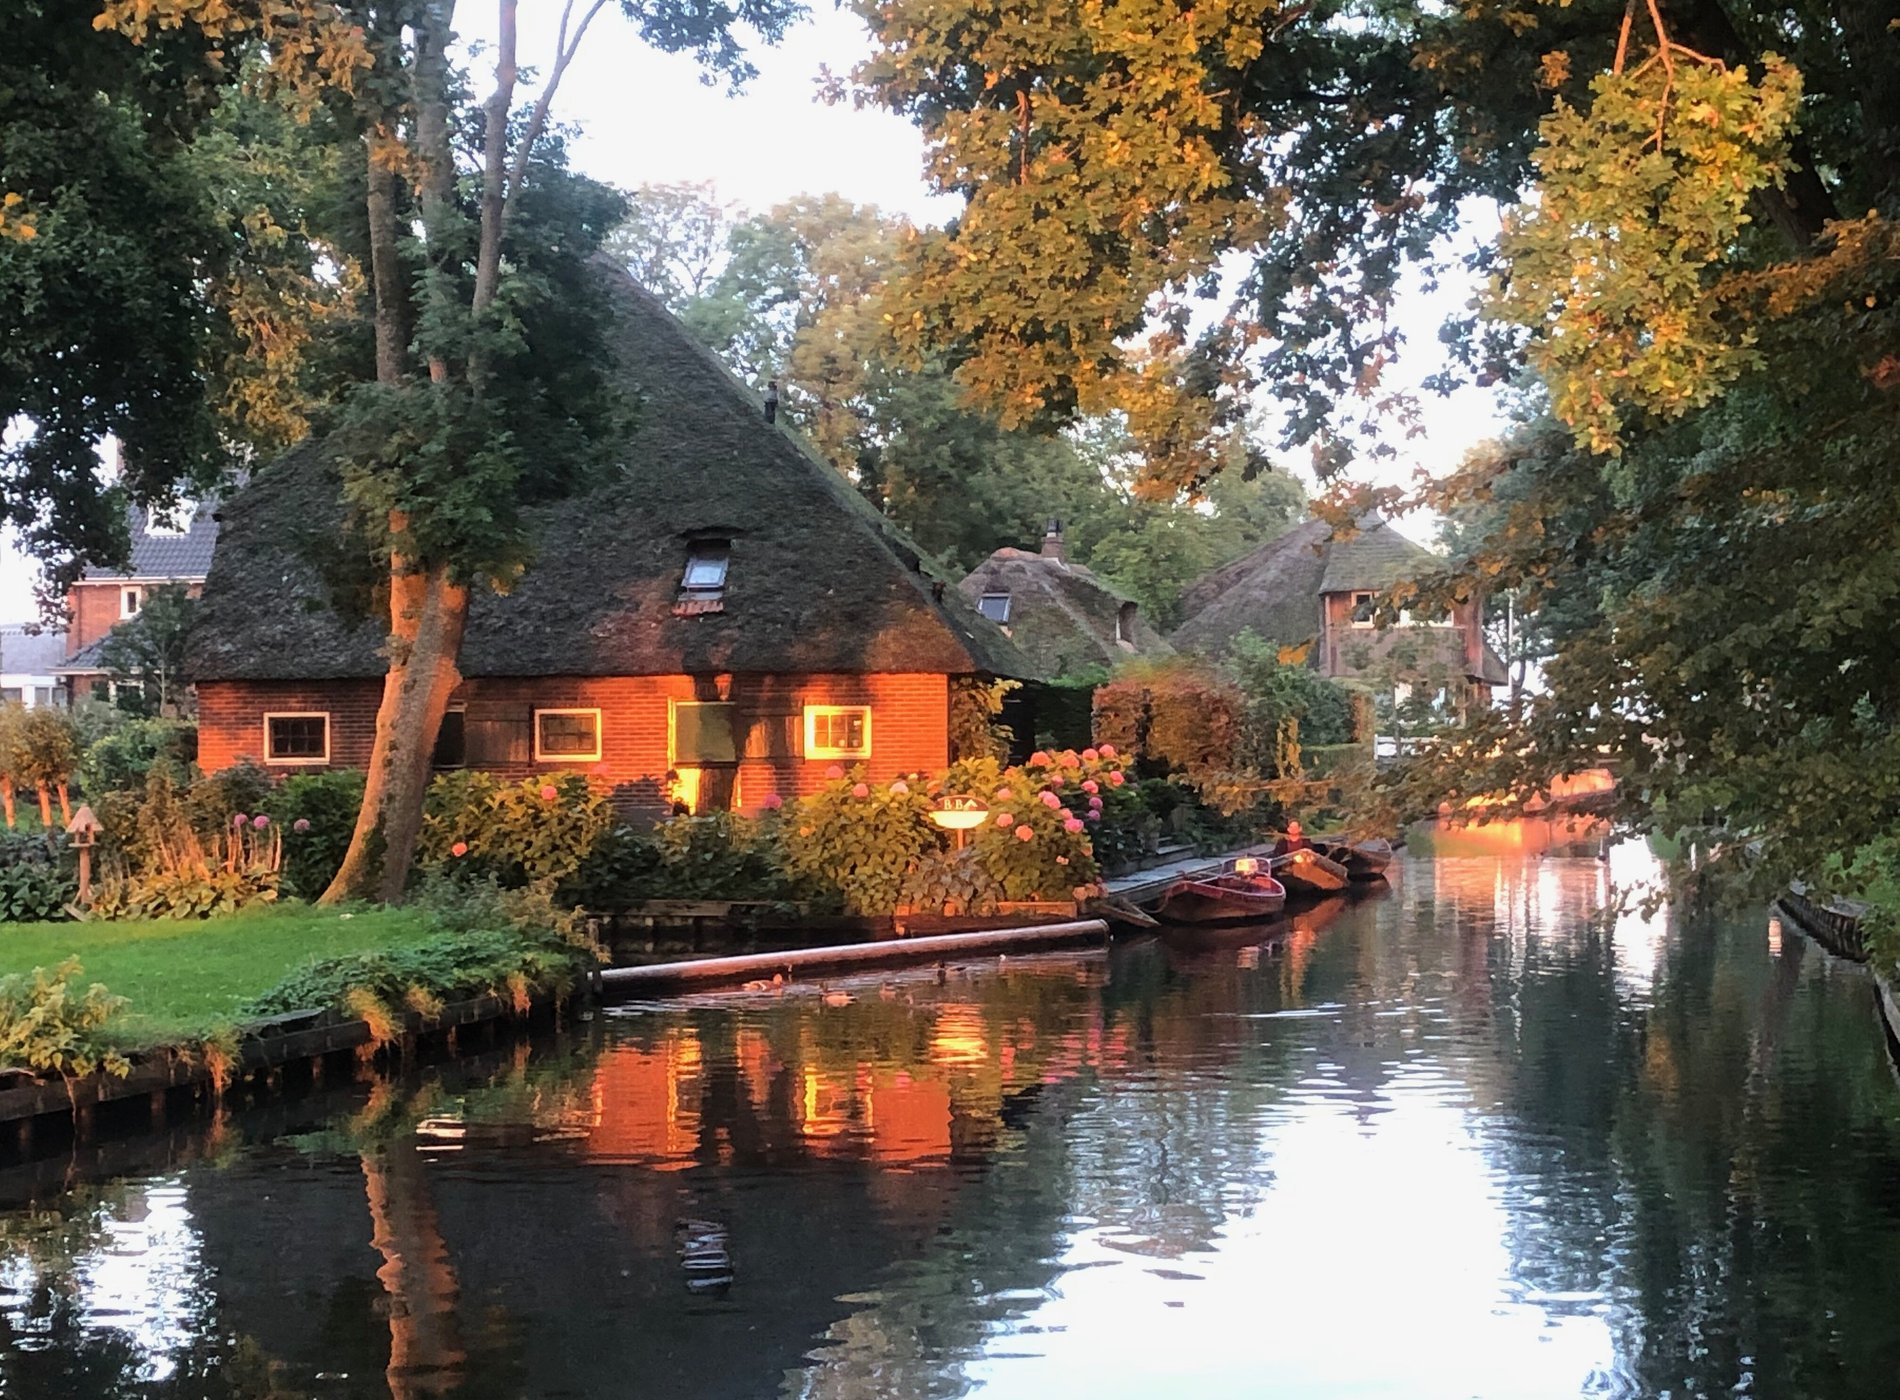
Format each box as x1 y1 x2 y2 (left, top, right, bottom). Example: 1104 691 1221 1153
76 718 197 799
0 831 77 923
85 771 282 920
0 959 130 1079
271 769 366 898
419 771 614 887
779 768 940 915
85 866 279 922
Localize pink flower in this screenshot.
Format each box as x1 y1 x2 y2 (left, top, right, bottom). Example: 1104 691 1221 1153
1081 779 1099 794
1099 744 1117 759
1039 791 1061 809
1107 770 1125 787
826 764 845 780
1058 807 1073 820
890 780 910 794
1089 795 1104 809
1082 747 1100 763
1029 750 1050 766
851 782 871 798
1015 824 1035 842
539 783 559 801
231 812 247 828
1064 818 1084 833
1056 855 1070 865
1073 885 1093 901
292 818 311 834
993 787 1013 802
995 811 1014 827
1059 750 1080 769
252 814 270 830
761 793 784 810
1086 811 1101 824
451 841 469 857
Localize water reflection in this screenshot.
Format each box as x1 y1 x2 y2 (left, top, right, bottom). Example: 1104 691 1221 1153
2 849 1899 1398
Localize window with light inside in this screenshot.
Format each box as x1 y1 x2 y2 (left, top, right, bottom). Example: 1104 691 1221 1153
805 705 871 759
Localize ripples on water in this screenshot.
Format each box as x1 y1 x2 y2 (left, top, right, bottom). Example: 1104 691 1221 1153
3 848 1900 1399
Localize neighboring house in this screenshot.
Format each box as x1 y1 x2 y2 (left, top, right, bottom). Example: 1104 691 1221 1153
1172 515 1506 712
54 503 219 702
0 625 67 707
188 273 1031 820
957 521 1173 681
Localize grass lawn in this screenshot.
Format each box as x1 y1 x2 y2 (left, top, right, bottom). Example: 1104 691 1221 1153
0 904 446 1047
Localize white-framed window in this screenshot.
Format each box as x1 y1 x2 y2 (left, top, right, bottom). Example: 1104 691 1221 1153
681 541 730 599
1349 591 1377 628
670 700 737 765
264 712 330 765
533 708 602 762
121 586 145 619
805 704 871 759
977 592 1011 623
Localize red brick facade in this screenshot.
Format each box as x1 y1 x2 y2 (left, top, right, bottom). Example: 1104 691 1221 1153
196 672 953 822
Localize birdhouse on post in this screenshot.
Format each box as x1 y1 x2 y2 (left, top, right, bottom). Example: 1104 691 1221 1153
67 804 104 905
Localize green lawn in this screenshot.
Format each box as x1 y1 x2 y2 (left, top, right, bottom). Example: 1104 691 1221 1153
0 904 446 1046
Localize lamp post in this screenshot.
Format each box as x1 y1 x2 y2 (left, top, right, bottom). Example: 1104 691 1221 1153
927 794 988 851
67 804 103 906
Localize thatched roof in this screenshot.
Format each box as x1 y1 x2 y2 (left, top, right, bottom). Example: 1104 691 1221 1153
189 271 1031 683
958 539 1173 681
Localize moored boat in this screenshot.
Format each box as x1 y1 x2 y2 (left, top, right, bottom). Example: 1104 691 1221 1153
1271 847 1349 895
1316 836 1394 882
1155 867 1288 926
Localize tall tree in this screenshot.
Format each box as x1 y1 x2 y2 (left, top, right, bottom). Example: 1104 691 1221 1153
94 583 199 718
105 1 806 903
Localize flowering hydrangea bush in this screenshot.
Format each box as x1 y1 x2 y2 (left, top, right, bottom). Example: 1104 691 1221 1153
777 766 940 915
420 771 613 887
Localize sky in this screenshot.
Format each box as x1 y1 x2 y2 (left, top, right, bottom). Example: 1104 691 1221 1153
0 5 1504 623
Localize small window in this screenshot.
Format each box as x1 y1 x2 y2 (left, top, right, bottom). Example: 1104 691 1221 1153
265 712 330 765
121 586 144 619
977 592 1011 623
682 542 730 597
1116 600 1137 646
31 687 53 707
0 688 20 705
1350 591 1378 628
672 701 737 765
534 709 601 762
432 708 467 768
805 704 871 759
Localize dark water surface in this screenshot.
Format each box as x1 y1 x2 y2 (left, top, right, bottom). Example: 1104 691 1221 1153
5 847 1900 1399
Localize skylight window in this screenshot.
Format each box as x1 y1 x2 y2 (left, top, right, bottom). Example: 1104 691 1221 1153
978 592 1011 623
682 541 730 597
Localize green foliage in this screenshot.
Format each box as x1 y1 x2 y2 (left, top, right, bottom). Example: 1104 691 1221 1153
0 959 129 1079
1827 835 1900 979
559 814 796 909
778 767 941 915
0 831 76 923
85 865 278 922
1490 56 1804 453
93 581 199 716
419 771 614 888
1093 659 1248 796
270 769 365 899
1226 631 1360 769
76 717 197 799
949 677 1018 763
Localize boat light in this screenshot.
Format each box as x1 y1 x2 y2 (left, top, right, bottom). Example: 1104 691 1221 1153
1233 857 1258 875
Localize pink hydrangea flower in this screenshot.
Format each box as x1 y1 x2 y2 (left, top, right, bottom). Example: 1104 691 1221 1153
890 780 910 794
826 764 845 780
1064 818 1084 834
1082 747 1100 763
1058 807 1073 820
1107 770 1125 787
851 782 871 798
1089 795 1104 809
1081 779 1099 794
1056 855 1070 865
993 787 1012 802
1086 811 1101 824
1039 791 1062 809
292 818 311 834
995 811 1014 827
451 841 469 857
1015 824 1035 842
539 783 559 801
252 814 270 830
761 793 784 810
231 812 247 828
1059 750 1080 769
1072 885 1093 901
1099 744 1117 759
1029 750 1050 766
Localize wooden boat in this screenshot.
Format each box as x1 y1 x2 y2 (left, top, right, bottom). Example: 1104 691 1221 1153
1162 913 1290 954
1270 847 1350 896
1316 836 1394 882
1155 870 1288 926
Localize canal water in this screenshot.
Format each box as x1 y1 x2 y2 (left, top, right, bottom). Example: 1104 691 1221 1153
4 846 1900 1399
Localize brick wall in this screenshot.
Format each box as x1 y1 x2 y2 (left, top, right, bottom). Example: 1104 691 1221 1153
196 672 953 822
66 580 207 657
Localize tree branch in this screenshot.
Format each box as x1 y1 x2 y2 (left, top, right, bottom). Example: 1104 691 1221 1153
500 0 609 243
472 0 521 317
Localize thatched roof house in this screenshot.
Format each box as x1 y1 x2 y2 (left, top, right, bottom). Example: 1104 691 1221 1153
1173 516 1506 706
190 271 1031 818
957 522 1173 681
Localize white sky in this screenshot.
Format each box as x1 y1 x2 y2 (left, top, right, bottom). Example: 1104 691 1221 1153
0 5 1502 622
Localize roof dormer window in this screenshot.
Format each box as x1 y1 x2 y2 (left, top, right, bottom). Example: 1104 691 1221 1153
978 593 1011 623
1116 600 1137 648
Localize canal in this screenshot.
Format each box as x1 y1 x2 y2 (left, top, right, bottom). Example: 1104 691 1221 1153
4 846 1900 1398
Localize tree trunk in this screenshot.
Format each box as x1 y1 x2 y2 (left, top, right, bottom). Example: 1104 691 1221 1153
362 1146 464 1400
35 784 51 828
55 782 70 826
321 528 469 905
365 138 410 383
1 777 14 829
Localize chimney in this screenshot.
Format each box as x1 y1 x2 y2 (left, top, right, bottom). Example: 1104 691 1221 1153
1040 517 1066 563
763 379 778 424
